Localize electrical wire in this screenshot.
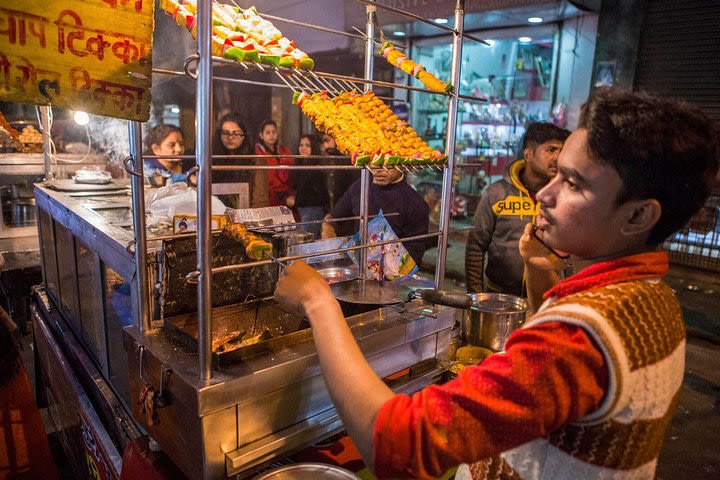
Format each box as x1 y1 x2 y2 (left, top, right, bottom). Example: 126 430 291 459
35 105 93 166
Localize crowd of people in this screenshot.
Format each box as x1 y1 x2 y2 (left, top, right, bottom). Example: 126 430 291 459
144 112 346 238
142 115 429 254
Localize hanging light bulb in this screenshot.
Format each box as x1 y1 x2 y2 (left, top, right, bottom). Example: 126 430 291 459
74 111 90 126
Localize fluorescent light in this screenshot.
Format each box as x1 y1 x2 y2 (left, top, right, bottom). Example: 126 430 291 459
433 18 448 24
170 107 180 114
393 31 406 37
528 17 543 24
518 36 532 43
73 111 90 126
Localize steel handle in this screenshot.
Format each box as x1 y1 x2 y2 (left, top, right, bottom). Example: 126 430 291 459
123 155 143 178
420 289 472 309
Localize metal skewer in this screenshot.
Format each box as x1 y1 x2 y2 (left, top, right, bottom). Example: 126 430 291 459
264 252 289 268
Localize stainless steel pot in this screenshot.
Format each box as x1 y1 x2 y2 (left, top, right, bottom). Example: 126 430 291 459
463 293 528 351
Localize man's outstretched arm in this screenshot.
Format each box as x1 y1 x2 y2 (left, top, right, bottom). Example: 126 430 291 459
274 262 393 469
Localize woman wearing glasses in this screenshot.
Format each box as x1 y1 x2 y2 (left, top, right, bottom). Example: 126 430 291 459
254 119 294 207
213 113 269 208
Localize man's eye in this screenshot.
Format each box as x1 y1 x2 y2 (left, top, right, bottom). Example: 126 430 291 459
564 179 578 191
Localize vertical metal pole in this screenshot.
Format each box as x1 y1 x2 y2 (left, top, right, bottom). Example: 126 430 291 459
359 4 375 279
39 106 52 180
435 0 464 289
128 121 151 331
196 0 214 380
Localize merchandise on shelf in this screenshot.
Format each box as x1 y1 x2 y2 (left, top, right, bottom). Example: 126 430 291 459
160 0 314 70
294 90 446 167
17 125 43 153
380 42 452 93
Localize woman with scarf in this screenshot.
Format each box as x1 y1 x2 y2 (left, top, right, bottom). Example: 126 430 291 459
254 119 294 207
144 124 194 184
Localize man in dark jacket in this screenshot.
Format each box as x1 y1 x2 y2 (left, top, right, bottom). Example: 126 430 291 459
465 122 570 296
322 167 429 266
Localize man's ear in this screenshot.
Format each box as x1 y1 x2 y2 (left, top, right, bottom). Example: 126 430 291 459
621 199 662 237
523 147 533 161
151 143 161 155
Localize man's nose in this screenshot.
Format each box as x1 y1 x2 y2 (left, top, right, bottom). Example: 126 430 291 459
537 178 555 205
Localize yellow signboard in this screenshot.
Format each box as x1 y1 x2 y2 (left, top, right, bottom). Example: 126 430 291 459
0 0 153 121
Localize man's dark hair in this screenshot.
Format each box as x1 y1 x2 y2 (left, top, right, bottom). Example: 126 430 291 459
522 122 571 151
579 88 720 245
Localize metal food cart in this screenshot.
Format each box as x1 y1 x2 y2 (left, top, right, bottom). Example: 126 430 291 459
31 1 485 478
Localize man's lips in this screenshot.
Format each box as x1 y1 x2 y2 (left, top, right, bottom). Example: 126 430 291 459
536 212 552 229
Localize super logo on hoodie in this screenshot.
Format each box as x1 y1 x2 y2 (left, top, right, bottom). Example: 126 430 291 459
492 195 538 217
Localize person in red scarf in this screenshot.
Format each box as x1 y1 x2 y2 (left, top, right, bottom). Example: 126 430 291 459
254 119 295 207
274 89 720 480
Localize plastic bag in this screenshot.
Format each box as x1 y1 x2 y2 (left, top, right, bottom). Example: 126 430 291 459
147 185 226 222
341 210 418 281
73 167 112 184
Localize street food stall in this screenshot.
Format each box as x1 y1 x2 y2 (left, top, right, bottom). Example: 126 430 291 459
0 111 112 335
19 0 487 478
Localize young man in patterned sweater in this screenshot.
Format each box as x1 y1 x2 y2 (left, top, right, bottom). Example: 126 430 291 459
273 88 720 479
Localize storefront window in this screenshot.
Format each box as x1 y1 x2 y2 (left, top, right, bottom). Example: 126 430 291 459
410 24 558 161
408 24 558 216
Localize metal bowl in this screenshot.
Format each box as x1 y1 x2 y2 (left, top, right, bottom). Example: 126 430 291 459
316 266 358 284
252 463 361 480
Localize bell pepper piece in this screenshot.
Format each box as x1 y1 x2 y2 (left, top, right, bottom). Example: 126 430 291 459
259 54 280 66
222 46 248 62
245 240 273 261
355 155 371 167
278 56 295 68
297 56 315 70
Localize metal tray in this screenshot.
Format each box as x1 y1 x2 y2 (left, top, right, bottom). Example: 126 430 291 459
163 299 310 367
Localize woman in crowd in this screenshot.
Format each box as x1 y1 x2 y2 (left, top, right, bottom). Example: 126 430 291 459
254 119 294 207
291 134 329 239
212 113 269 208
144 124 193 183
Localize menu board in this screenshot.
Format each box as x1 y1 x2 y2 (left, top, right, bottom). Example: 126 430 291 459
0 0 154 121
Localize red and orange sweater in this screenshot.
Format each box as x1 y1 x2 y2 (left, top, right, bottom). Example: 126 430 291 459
373 251 682 479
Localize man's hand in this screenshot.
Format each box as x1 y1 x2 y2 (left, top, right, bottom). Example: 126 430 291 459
519 223 566 272
274 261 336 318
321 215 337 239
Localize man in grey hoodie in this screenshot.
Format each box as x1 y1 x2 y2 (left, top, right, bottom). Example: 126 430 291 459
465 122 570 296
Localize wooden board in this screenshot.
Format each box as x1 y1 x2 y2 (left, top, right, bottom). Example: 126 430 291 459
0 0 154 121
